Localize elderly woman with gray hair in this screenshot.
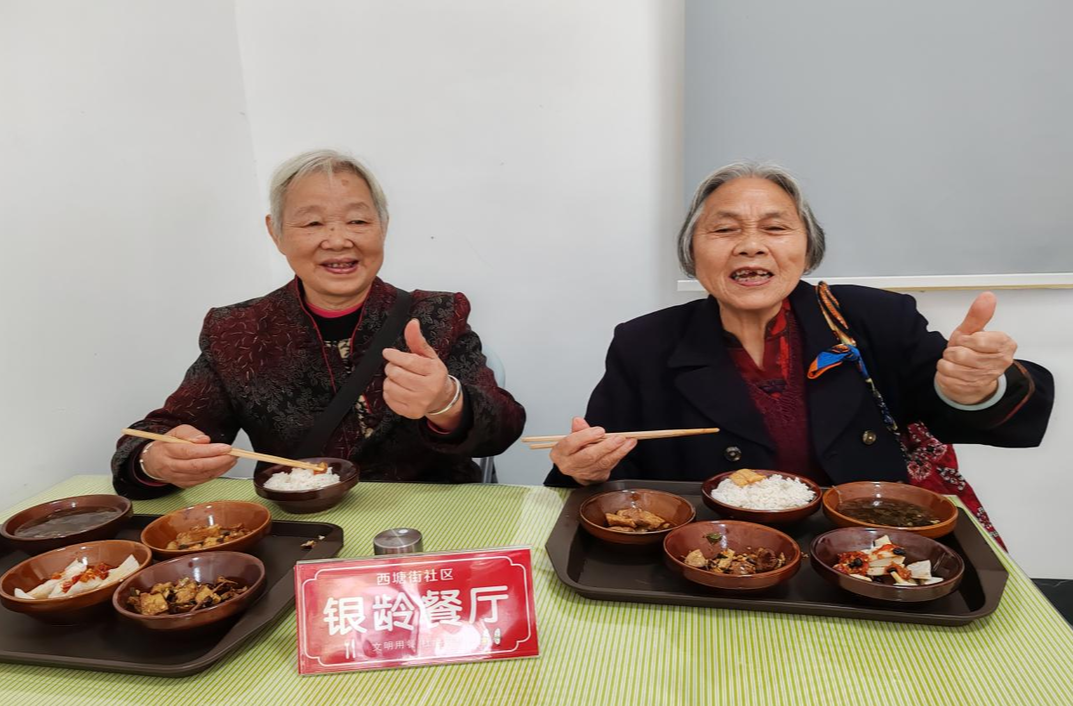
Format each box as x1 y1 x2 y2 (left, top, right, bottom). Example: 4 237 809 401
546 163 1053 493
113 149 525 499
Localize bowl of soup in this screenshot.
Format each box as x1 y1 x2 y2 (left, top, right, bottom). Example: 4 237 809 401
822 482 958 539
1 495 133 555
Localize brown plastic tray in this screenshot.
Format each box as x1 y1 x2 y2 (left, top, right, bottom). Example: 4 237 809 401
546 480 1008 626
0 514 344 676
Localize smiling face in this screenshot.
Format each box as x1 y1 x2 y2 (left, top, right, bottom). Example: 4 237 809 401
692 177 808 319
267 168 385 311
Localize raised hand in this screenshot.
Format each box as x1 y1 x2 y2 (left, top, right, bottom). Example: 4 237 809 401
383 319 462 429
935 292 1017 405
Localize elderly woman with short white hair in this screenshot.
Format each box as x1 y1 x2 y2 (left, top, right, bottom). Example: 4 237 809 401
113 149 525 498
545 163 1053 518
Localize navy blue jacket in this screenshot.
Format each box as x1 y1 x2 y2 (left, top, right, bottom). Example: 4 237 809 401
545 282 1053 486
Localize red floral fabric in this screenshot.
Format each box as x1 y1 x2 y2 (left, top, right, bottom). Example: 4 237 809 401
112 277 525 499
901 421 1005 549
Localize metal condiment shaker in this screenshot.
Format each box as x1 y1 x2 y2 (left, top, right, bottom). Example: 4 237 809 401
373 527 424 555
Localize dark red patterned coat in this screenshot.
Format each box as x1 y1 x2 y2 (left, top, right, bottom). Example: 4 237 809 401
112 278 525 498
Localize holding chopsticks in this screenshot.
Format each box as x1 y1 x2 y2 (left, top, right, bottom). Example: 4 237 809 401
523 427 719 450
122 429 328 473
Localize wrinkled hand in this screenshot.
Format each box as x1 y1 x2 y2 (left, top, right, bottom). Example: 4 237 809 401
935 292 1017 405
382 319 455 420
549 417 637 486
140 425 235 489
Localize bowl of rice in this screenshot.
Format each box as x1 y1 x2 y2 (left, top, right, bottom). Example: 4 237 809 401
253 458 357 514
701 469 821 524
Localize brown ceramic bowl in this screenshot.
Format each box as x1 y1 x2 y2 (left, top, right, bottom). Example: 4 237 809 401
0 539 151 624
823 481 958 539
253 458 358 514
701 470 821 524
579 489 696 546
663 520 801 591
809 527 964 603
140 501 271 559
1 494 133 555
112 551 265 632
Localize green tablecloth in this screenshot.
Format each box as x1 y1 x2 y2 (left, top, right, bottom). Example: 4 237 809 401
1 475 1071 706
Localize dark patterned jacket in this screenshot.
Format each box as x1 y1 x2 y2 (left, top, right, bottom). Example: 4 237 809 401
113 278 525 499
545 282 1053 486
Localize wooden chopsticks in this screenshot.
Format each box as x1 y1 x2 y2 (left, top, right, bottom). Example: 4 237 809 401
121 429 328 473
522 427 719 450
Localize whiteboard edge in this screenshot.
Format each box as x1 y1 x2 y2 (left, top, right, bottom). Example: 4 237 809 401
676 274 1073 293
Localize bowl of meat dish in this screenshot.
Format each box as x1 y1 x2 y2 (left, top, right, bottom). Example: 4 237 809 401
253 457 358 514
809 527 965 603
822 481 958 539
113 551 266 632
1 494 133 555
579 489 696 546
140 501 271 559
0 539 151 623
663 520 801 591
702 469 821 524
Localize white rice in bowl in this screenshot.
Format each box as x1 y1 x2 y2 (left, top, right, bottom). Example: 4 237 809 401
711 474 815 511
263 467 341 492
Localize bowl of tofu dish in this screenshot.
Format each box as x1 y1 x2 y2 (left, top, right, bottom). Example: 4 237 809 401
809 527 965 603
113 551 265 632
579 489 696 546
140 501 271 559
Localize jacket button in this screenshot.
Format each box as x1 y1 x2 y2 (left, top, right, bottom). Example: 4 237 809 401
862 430 877 445
724 446 742 462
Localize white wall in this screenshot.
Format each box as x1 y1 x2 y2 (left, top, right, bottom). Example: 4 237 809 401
2 1 1069 578
233 0 685 484
898 290 1071 576
0 1 271 497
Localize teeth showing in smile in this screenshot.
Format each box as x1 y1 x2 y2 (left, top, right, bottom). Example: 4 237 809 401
731 268 773 282
325 261 357 270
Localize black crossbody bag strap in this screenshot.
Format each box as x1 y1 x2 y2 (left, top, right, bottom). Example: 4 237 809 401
295 290 413 458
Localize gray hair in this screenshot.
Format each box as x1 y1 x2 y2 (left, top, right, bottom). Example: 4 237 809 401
268 149 389 238
676 162 826 276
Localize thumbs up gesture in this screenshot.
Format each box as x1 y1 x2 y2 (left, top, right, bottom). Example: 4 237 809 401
935 292 1018 405
382 319 462 426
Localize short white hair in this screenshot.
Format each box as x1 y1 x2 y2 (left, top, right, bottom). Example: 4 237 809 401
676 162 826 276
268 149 389 238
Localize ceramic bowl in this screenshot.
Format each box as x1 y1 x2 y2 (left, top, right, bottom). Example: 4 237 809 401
822 481 958 539
579 489 696 546
253 458 358 514
809 526 964 603
701 470 821 524
112 551 265 632
0 539 151 623
1 494 133 555
140 501 271 558
663 520 801 591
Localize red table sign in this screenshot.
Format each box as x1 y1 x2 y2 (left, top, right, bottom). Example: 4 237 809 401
294 547 539 674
